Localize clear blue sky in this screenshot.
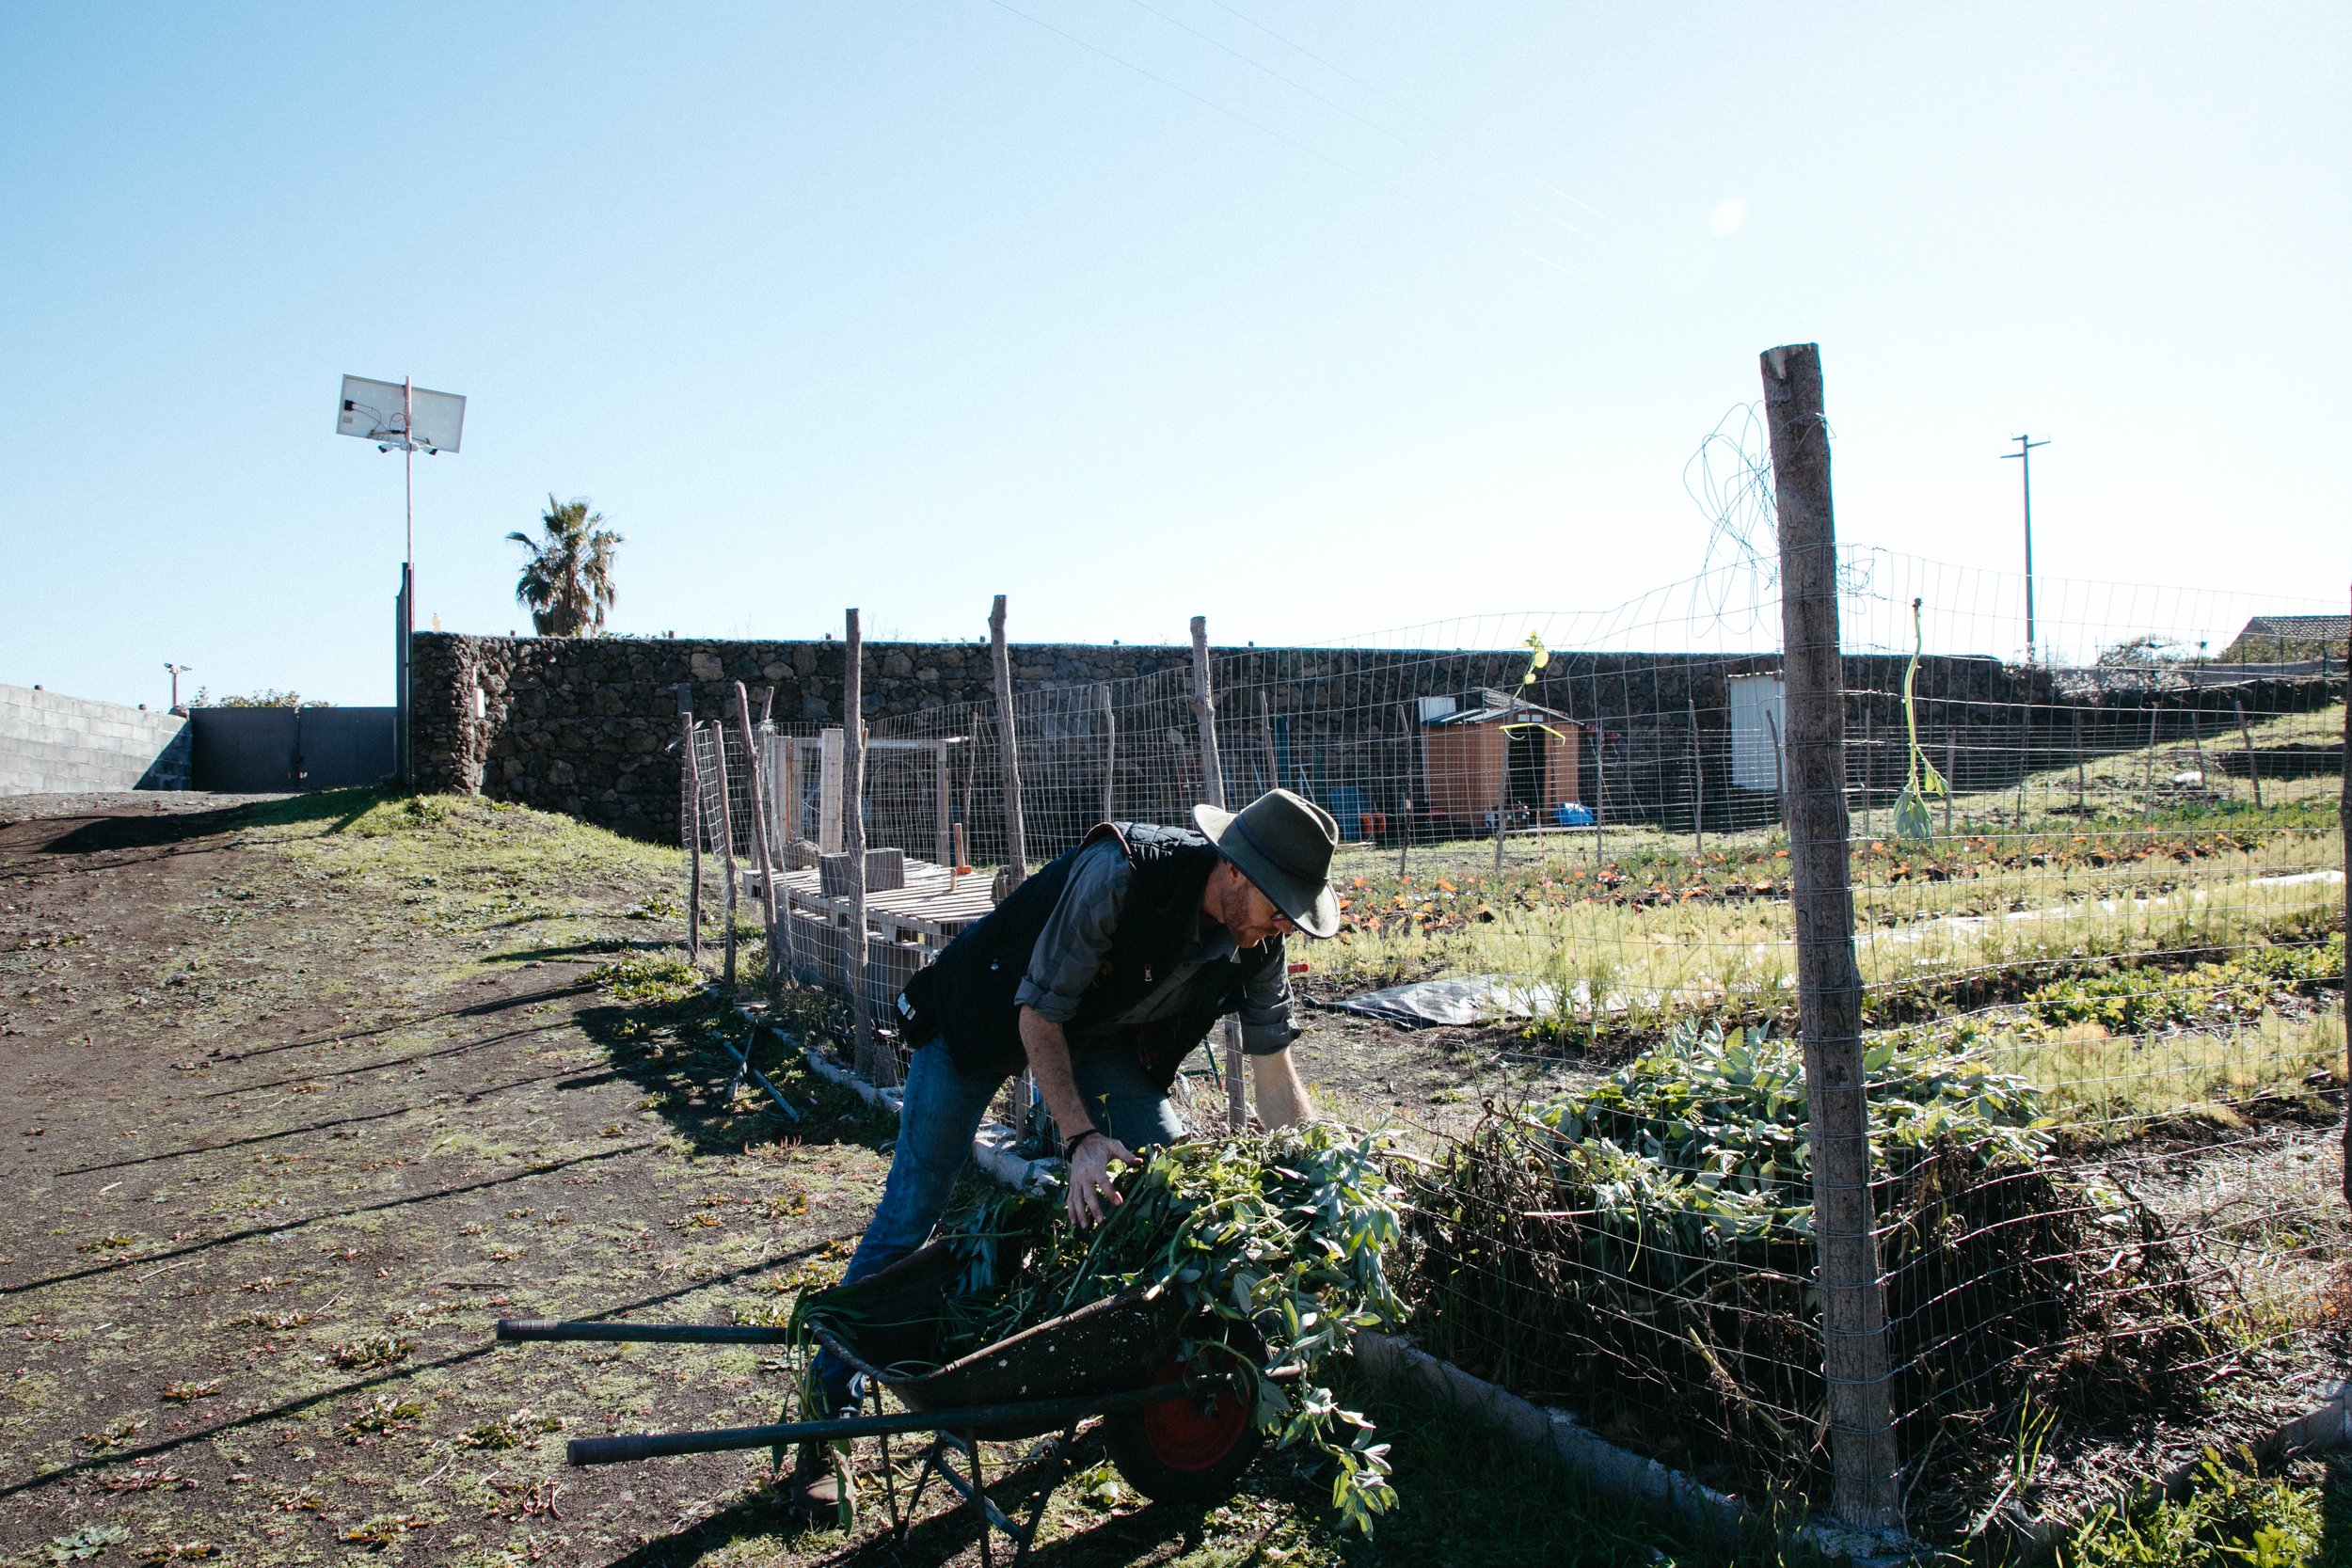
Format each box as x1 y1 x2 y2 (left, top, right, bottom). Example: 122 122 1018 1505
3 4 2344 707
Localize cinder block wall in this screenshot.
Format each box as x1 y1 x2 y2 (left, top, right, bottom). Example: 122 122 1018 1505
0 683 191 796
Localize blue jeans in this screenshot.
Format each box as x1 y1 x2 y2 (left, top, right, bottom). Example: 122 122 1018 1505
810 1038 1182 1414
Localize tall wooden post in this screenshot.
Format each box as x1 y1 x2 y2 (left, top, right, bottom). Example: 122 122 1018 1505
1190 616 1248 1134
677 688 701 967
734 682 785 991
1098 683 1117 826
1593 721 1609 866
2073 705 2087 814
2339 628 2349 1213
710 720 739 991
1943 726 1957 838
2233 699 2263 808
1689 695 1705 853
843 610 881 1082
989 594 1027 893
1761 341 1903 1531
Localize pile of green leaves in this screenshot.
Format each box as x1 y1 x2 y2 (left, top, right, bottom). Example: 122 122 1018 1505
925 1122 1408 1532
1406 1021 2206 1517
1528 1018 2054 1261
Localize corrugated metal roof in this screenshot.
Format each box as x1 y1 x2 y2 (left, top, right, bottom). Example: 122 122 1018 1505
1422 689 1577 727
2239 614 2351 640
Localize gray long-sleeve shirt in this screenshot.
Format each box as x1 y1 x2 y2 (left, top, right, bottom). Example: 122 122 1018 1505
1010 838 1295 1054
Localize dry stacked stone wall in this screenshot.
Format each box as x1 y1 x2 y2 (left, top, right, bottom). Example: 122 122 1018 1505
409 633 1198 841
407 632 2098 846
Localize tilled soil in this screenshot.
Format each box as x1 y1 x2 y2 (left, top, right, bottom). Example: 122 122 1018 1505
0 794 1396 1568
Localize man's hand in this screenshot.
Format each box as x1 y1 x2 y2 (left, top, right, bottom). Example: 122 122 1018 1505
1064 1131 1138 1227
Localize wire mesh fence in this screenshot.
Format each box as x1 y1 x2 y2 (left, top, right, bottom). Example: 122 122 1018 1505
673 541 2344 1536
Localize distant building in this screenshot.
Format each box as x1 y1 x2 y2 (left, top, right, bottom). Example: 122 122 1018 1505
2219 614 2350 662
1418 689 1581 826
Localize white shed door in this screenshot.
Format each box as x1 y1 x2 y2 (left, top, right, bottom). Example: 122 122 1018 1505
1727 673 1786 791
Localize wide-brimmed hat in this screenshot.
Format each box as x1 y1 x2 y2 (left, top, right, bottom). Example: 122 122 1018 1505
1193 788 1342 939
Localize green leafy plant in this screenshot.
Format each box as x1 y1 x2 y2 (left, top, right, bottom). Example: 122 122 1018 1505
1894 597 1947 843
45 1525 128 1562
799 1122 1407 1531
2058 1449 2325 1567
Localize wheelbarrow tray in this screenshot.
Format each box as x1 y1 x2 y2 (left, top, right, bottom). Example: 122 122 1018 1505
809 1240 1193 1440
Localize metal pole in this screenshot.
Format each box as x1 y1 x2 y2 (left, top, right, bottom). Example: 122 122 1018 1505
2002 435 2050 664
1761 341 1903 1531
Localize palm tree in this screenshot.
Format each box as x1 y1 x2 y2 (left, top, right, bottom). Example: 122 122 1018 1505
509 496 623 636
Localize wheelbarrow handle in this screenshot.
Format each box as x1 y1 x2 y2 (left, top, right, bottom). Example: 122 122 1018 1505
565 1378 1231 1467
496 1318 797 1345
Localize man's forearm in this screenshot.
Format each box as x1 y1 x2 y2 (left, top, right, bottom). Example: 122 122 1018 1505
1248 1048 1313 1130
1017 1006 1094 1138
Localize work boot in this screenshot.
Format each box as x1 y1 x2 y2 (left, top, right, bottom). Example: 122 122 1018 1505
786 1442 854 1528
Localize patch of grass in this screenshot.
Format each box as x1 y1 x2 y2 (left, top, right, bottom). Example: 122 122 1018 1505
2057 1449 2338 1568
329 1334 412 1369
337 1392 427 1443
454 1408 559 1450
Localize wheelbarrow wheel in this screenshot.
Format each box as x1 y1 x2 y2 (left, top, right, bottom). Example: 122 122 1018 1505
1102 1351 1263 1505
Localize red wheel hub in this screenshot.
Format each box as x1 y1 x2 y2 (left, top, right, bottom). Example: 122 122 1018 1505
1138 1355 1251 1472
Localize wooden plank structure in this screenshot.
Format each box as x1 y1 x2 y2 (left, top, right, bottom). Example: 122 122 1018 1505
749 856 994 1019
1419 688 1581 827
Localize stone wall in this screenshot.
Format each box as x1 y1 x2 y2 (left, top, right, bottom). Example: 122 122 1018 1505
0 683 191 796
409 633 1203 841
409 632 2069 845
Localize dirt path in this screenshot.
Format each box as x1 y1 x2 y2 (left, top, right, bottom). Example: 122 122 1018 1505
0 795 909 1567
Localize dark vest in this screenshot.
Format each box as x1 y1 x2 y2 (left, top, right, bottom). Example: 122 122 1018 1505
898 822 1259 1087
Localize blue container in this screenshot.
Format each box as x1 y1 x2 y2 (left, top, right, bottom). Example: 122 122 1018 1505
1553 801 1595 827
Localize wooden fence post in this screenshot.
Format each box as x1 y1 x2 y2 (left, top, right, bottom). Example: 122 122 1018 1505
1689 695 1705 854
989 594 1027 894
677 688 701 968
2339 630 2349 1214
710 720 739 991
734 682 785 992
843 610 882 1082
1943 726 1957 838
1098 683 1117 825
1594 720 1609 866
2233 699 2263 808
2190 700 2210 792
1190 616 1248 1135
2141 704 2159 819
1761 341 1904 1532
2073 705 2087 815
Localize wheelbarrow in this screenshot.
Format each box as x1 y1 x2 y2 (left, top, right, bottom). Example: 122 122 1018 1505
495 1240 1270 1565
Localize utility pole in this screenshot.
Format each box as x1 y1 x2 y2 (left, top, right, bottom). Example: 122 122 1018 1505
2002 434 2050 663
